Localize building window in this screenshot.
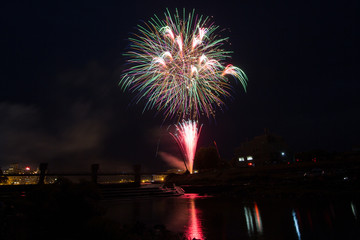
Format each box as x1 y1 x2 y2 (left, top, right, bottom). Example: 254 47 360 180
247 156 253 161
239 157 245 162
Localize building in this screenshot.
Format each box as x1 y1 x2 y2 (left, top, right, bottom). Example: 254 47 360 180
2 163 39 185
232 129 292 167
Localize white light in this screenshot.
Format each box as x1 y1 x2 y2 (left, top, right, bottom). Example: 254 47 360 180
194 170 198 173
247 156 253 161
239 157 245 161
281 152 285 156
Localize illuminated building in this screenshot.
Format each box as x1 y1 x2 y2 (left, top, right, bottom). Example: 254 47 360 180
152 174 167 183
232 129 293 167
2 164 39 185
6 163 20 174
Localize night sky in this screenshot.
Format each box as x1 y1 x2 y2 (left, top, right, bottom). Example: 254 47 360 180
1 0 359 172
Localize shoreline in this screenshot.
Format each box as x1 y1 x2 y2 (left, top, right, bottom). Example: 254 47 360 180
165 165 360 200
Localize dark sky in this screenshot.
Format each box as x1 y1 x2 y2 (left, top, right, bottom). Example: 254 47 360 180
1 0 359 172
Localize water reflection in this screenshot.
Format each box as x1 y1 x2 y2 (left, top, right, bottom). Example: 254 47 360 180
351 201 357 220
104 195 359 240
292 209 301 240
184 194 204 240
244 202 263 237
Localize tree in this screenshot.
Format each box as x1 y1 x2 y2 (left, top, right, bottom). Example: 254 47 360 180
194 146 221 171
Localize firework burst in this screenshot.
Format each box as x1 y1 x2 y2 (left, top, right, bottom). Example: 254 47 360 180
170 120 202 174
120 9 247 120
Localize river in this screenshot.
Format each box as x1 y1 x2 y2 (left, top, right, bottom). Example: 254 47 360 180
103 194 359 240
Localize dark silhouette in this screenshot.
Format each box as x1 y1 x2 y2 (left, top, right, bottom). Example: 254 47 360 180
194 146 222 171
0 168 7 184
91 163 99 184
133 164 141 187
38 163 48 185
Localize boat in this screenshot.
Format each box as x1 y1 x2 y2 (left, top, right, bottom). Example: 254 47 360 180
100 183 185 199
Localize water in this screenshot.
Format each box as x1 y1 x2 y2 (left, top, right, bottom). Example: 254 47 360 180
103 194 360 240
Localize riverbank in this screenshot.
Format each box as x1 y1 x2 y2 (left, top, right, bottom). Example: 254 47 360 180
165 164 360 200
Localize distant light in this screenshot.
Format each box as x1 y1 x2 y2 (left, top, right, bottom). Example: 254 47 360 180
281 152 285 156
248 162 253 166
194 170 198 174
25 167 30 171
239 157 245 162
247 156 253 161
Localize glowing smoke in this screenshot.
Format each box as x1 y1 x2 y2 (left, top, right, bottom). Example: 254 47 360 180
159 151 186 170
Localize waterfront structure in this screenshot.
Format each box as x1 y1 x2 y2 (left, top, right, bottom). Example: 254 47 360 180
232 129 292 167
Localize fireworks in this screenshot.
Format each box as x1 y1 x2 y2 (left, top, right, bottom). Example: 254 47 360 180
121 9 248 173
170 120 202 174
120 9 247 120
